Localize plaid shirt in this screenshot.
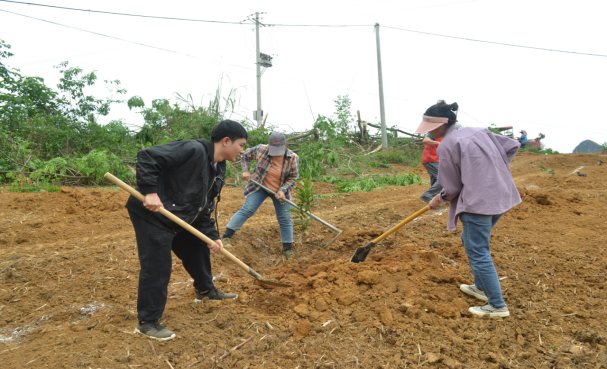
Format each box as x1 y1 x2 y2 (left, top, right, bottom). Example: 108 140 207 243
241 144 299 199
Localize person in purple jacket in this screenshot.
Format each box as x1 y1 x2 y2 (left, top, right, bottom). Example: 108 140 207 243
415 100 521 318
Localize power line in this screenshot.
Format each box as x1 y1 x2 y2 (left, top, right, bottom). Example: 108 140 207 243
382 26 607 58
0 0 370 27
2 0 605 57
0 0 243 24
363 0 478 17
11 47 126 67
5 7 603 121
459 109 489 127
0 9 254 72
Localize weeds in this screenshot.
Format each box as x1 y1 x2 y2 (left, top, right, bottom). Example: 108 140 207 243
321 173 421 193
539 164 555 176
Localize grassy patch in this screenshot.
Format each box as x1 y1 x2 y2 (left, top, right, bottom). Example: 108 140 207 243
368 149 423 166
320 173 421 193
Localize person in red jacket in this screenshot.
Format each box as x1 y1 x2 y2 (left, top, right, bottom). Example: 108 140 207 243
420 131 444 204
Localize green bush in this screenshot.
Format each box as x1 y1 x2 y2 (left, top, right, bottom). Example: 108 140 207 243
368 149 423 167
2 39 428 192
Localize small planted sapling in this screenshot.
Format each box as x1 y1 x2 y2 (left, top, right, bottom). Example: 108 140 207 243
289 178 318 261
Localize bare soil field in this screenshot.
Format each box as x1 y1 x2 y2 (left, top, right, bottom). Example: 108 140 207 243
0 152 606 368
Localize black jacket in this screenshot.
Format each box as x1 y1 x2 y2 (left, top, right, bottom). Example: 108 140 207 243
125 138 225 239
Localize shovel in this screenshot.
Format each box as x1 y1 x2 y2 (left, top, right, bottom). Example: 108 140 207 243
104 173 291 288
351 206 428 263
251 179 343 248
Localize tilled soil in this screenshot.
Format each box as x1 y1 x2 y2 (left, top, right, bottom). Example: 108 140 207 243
0 152 606 368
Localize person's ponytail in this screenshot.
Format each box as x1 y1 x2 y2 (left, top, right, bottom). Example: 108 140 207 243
424 100 458 126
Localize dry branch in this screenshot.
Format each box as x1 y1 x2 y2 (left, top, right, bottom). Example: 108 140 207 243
286 129 319 142
148 341 158 356
366 123 422 138
217 336 254 362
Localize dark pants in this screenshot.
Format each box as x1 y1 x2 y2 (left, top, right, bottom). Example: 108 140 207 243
420 162 443 203
129 211 214 321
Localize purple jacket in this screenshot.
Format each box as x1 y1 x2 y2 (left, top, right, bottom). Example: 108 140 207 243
437 126 522 230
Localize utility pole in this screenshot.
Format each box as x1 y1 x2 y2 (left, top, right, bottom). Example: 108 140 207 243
255 12 262 128
250 12 273 129
375 23 388 150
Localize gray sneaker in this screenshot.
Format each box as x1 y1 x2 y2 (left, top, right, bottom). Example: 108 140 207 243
222 238 233 248
469 304 510 318
135 320 176 341
284 250 294 260
195 287 238 302
460 284 488 301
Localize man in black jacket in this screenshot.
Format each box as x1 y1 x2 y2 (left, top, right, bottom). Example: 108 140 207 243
126 120 248 341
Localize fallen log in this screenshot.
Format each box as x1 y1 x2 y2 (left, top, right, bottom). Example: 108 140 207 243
366 123 422 138
286 129 319 142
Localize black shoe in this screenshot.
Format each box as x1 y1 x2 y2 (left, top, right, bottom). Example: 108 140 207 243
194 287 238 302
135 320 175 341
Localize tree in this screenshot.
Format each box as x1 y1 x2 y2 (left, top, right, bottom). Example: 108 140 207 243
0 40 59 130
312 94 354 144
54 61 126 123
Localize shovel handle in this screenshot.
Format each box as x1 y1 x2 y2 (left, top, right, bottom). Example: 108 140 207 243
372 206 429 244
251 179 340 233
104 173 251 273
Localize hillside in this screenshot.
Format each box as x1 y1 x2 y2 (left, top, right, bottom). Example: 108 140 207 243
573 140 603 154
0 151 606 368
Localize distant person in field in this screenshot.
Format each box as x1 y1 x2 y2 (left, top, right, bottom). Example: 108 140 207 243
519 130 529 149
221 132 300 260
416 100 521 318
125 120 247 341
420 131 443 205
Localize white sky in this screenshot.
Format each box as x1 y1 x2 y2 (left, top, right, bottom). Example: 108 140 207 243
1 0 606 153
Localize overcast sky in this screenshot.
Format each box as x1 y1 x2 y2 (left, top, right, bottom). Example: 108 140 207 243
1 0 606 153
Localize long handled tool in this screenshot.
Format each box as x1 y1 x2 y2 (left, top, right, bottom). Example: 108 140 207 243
251 179 343 248
350 206 428 263
105 173 291 288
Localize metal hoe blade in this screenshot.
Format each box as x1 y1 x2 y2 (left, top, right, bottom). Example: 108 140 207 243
350 241 375 263
249 269 292 287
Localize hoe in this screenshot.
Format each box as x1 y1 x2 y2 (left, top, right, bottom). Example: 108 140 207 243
351 206 429 263
105 173 292 288
251 179 343 248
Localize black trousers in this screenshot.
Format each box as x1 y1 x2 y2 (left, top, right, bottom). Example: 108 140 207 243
129 211 214 321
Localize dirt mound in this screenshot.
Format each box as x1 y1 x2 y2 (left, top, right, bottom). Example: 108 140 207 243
0 152 606 368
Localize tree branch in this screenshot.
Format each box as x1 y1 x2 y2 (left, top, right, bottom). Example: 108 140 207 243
366 123 422 138
286 129 319 142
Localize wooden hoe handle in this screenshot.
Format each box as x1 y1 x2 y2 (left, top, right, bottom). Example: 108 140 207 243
104 173 251 273
372 206 429 244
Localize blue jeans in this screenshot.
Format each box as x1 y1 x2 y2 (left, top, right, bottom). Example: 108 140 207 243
460 212 506 308
226 189 293 244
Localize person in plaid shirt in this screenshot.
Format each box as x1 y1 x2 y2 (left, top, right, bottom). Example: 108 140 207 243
222 132 300 259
